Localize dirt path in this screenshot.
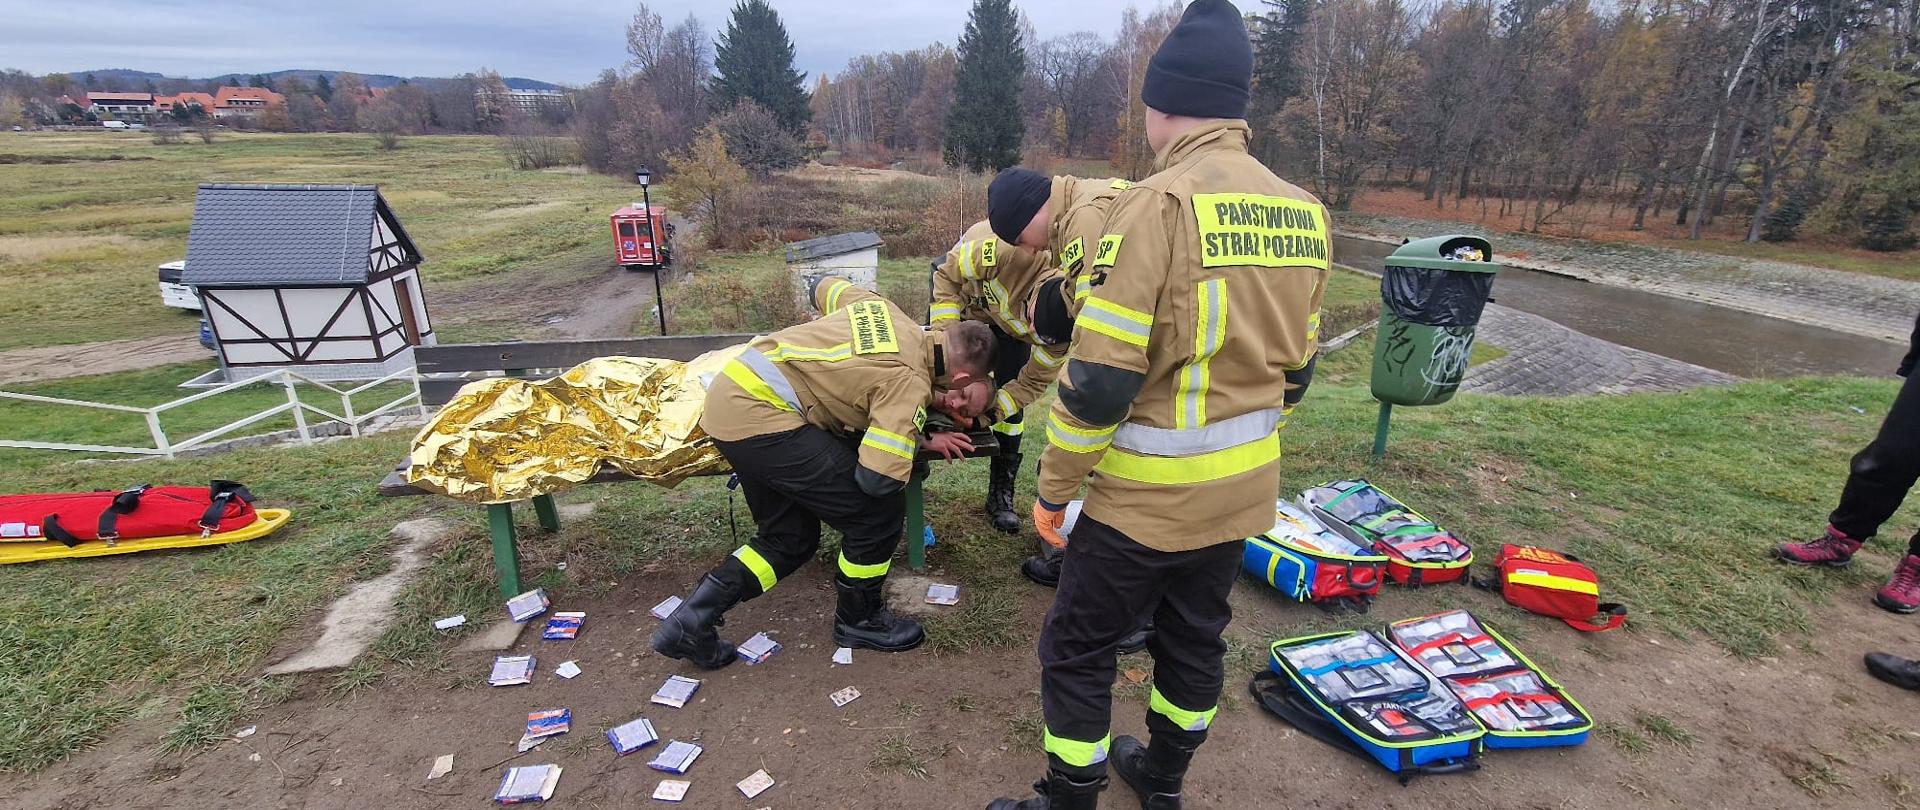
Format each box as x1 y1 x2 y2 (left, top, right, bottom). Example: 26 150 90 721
11 543 1918 810
0 334 207 385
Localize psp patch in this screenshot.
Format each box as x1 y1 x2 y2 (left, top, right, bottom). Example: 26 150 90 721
846 300 900 355
1060 237 1086 274
982 237 997 268
1192 193 1330 270
1093 234 1123 268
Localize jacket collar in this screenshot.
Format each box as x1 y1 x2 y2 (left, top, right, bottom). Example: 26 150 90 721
1154 119 1251 172
1046 176 1073 247
928 336 947 380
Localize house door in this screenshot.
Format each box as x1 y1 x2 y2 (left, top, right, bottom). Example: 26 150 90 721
393 279 423 346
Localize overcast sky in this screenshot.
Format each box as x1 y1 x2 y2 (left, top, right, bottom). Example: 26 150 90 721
0 0 1154 85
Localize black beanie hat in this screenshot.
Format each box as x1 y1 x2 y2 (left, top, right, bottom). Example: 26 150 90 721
1142 0 1253 119
988 168 1052 245
1031 277 1074 346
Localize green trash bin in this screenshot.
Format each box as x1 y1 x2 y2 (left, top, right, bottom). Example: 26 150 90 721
1370 235 1500 407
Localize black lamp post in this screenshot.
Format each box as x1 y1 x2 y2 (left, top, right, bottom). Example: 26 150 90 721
635 165 665 335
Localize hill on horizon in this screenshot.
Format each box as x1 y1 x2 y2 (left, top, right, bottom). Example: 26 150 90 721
63 68 564 92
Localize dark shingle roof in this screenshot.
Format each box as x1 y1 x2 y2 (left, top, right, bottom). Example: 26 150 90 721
785 231 883 263
182 184 417 287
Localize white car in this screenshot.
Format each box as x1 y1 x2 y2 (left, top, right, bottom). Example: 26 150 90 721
158 260 201 310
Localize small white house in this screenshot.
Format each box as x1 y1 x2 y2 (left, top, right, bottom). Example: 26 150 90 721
182 184 434 383
787 231 883 312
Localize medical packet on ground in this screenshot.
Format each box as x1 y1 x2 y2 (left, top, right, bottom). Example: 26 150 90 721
506 589 551 623
607 716 659 755
494 763 561 804
525 708 570 740
651 675 701 708
541 612 584 640
489 655 536 687
647 740 703 774
737 632 781 664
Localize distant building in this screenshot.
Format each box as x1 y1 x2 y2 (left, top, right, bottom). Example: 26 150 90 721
212 86 285 119
155 92 217 118
480 87 572 117
786 231 884 312
88 92 156 122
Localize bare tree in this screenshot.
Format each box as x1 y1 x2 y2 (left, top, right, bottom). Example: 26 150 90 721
1036 32 1117 157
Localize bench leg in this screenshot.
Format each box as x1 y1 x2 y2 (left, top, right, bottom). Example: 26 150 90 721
905 479 926 571
487 503 522 599
532 494 561 532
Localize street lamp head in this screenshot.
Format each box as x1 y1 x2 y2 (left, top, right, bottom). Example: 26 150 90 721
635 166 651 187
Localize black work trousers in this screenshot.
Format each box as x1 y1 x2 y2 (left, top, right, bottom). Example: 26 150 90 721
989 323 1032 455
1038 514 1242 778
1829 367 1920 557
711 426 905 596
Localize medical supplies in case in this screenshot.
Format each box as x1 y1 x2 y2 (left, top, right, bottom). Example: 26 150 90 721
1242 499 1387 610
1302 480 1472 586
1259 630 1483 778
1387 610 1592 748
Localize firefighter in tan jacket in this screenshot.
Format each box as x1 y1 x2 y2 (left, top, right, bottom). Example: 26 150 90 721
989 172 1137 320
982 174 1137 589
652 277 998 669
930 220 1075 535
989 2 1329 808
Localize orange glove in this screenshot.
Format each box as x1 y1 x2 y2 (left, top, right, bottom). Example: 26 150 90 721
1032 500 1067 549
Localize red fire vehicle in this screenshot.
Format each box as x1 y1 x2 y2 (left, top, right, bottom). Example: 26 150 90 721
611 205 672 270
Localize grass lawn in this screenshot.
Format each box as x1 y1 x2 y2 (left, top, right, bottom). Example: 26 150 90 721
0 131 650 352
0 360 414 464
1644 235 1920 283
0 343 1909 771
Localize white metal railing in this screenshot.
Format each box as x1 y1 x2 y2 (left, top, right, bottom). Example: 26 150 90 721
0 368 427 458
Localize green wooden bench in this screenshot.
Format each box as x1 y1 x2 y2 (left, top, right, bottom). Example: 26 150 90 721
377 336 996 598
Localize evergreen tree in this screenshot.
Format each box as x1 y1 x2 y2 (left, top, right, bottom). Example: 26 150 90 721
1251 0 1312 112
314 74 334 102
712 0 811 135
251 74 274 91
944 0 1025 172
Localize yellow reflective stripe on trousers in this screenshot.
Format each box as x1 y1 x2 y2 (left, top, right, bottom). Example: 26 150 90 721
862 426 917 461
1507 571 1600 596
721 354 798 413
991 419 1025 436
1043 730 1111 767
1175 279 1228 429
732 545 779 592
1149 687 1217 732
930 302 963 323
1095 431 1280 485
1047 417 1115 454
837 551 890 580
1080 297 1152 348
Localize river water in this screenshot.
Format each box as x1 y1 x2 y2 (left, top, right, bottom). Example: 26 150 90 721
1331 236 1908 378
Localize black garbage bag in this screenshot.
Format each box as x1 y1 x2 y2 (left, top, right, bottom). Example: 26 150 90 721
1381 266 1495 327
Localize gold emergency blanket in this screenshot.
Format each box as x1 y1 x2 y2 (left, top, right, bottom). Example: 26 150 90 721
406 350 743 503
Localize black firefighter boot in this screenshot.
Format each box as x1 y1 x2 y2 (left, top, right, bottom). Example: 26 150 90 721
649 572 745 669
987 449 1024 534
1111 734 1197 810
832 576 926 652
1022 541 1064 587
987 770 1108 810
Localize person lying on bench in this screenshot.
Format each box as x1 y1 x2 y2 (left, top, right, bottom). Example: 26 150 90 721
651 276 997 668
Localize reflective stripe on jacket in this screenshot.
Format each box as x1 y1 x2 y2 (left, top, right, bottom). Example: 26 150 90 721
1036 120 1332 551
701 276 934 484
931 219 1068 421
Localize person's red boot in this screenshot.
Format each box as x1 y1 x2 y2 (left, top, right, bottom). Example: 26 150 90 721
1874 555 1920 614
1774 526 1863 567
